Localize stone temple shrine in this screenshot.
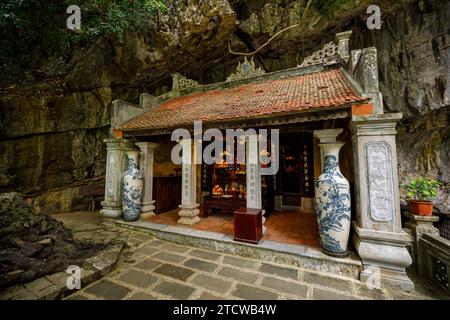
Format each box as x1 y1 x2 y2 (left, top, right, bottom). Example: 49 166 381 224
101 30 416 291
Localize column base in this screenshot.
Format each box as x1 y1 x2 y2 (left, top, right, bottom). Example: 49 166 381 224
360 266 415 292
322 248 348 258
140 201 156 219
178 204 200 225
100 207 122 219
353 222 415 292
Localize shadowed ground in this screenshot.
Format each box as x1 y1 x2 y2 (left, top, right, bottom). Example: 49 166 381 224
51 211 446 300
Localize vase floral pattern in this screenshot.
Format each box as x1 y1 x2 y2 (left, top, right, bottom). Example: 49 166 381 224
315 143 351 257
122 151 143 222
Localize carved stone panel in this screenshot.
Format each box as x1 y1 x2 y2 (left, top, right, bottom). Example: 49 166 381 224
362 48 379 92
106 153 115 198
365 142 394 222
171 73 200 91
299 42 339 67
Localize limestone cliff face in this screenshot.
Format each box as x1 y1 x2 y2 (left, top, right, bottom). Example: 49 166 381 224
0 84 111 213
349 0 450 212
0 0 448 213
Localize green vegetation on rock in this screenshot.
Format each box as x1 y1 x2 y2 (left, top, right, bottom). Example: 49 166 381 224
0 0 166 82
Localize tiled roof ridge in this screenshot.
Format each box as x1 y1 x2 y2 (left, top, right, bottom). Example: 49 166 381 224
118 67 368 134
117 65 334 130
155 63 329 104
156 68 343 112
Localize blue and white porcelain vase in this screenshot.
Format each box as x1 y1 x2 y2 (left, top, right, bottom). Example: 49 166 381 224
121 150 143 222
315 143 351 257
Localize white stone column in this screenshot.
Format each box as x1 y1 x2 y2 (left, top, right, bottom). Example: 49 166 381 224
100 138 134 218
352 113 414 291
178 139 200 225
135 142 158 219
246 134 265 233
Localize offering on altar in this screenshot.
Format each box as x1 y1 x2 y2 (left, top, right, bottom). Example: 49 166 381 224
212 184 223 196
238 185 245 199
217 159 228 168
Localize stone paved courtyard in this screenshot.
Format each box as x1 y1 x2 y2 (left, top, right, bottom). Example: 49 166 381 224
48 212 445 301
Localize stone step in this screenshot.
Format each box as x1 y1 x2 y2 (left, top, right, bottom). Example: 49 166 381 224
114 219 362 280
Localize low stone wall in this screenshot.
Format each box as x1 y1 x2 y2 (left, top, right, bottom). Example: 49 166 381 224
404 211 439 273
436 214 450 241
418 233 450 295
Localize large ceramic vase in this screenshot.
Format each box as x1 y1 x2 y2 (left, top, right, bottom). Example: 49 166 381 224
121 151 143 222
315 143 351 257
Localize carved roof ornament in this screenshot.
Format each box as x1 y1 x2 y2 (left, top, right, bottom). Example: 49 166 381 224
299 41 339 67
171 72 200 91
336 30 353 64
226 57 266 82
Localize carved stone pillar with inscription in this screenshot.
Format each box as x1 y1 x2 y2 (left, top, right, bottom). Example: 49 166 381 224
100 138 135 218
246 134 265 233
351 113 414 291
361 48 383 114
178 139 200 225
135 142 159 219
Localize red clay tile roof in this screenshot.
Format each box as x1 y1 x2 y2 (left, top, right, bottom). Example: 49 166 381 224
120 68 366 131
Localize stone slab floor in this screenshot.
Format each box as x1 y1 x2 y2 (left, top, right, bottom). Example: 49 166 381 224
53 212 446 301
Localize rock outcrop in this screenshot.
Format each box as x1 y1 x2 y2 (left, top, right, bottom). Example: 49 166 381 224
0 193 106 288
349 0 450 212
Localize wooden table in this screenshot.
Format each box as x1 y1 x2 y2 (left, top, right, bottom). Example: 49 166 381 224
202 195 245 218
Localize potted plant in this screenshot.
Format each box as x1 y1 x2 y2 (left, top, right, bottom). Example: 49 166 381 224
404 177 442 216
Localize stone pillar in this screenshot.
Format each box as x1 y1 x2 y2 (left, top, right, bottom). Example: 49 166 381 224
178 139 200 225
246 134 265 233
336 30 352 63
351 113 414 291
361 48 383 114
135 142 158 219
100 138 134 218
246 135 262 210
404 211 440 273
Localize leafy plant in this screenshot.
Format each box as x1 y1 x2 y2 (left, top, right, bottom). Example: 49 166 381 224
404 177 442 202
0 0 167 84
74 0 168 43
